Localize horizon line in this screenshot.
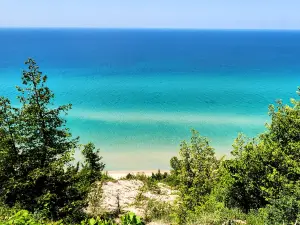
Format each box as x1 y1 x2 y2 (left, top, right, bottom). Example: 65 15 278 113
0 27 300 31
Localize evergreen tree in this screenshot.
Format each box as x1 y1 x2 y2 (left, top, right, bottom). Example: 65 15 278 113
0 59 104 221
80 142 105 188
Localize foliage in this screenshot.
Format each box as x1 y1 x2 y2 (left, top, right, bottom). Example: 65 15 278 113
120 212 145 225
0 208 118 225
185 195 266 225
101 171 116 182
167 157 181 187
80 143 105 183
123 172 149 182
222 134 268 212
170 130 220 223
151 170 180 187
223 89 300 220
0 209 63 225
143 199 175 223
150 169 168 181
80 216 116 225
123 172 157 193
1 59 299 224
169 87 300 224
87 182 105 217
123 171 168 194
0 59 104 222
0 207 147 225
2 210 43 225
258 188 300 225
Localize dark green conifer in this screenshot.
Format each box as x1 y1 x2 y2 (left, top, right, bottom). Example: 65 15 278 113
0 59 104 221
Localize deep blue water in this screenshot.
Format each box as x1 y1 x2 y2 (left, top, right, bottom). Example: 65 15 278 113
0 29 299 170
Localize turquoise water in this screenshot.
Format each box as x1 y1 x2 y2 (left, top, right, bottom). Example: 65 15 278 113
0 29 299 170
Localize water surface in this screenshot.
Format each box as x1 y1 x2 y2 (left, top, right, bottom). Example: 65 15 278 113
0 29 299 169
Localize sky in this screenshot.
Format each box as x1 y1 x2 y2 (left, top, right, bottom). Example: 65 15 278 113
0 0 300 29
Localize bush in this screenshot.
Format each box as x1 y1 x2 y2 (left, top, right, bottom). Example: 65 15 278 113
0 209 63 225
120 212 145 225
2 210 42 225
259 189 300 225
144 199 175 223
80 217 116 225
0 208 146 225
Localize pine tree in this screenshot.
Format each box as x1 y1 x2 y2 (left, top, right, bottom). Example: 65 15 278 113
0 59 104 221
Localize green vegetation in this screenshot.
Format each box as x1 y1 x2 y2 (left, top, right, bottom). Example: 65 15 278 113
0 207 145 225
170 130 220 223
123 170 174 194
120 212 145 225
143 199 175 223
0 59 106 223
0 59 299 224
165 87 300 224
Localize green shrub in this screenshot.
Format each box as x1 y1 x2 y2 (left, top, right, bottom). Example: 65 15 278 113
124 170 174 188
150 170 168 181
123 172 159 193
258 190 300 225
0 209 146 225
120 212 145 225
101 172 115 182
80 216 116 225
0 209 63 225
144 199 175 223
2 210 39 225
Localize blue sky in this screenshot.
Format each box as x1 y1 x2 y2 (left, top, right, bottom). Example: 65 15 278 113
0 0 299 29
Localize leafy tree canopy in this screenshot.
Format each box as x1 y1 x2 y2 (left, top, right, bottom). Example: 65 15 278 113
224 87 300 221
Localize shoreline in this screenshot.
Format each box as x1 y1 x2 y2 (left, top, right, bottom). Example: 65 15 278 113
106 170 170 179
